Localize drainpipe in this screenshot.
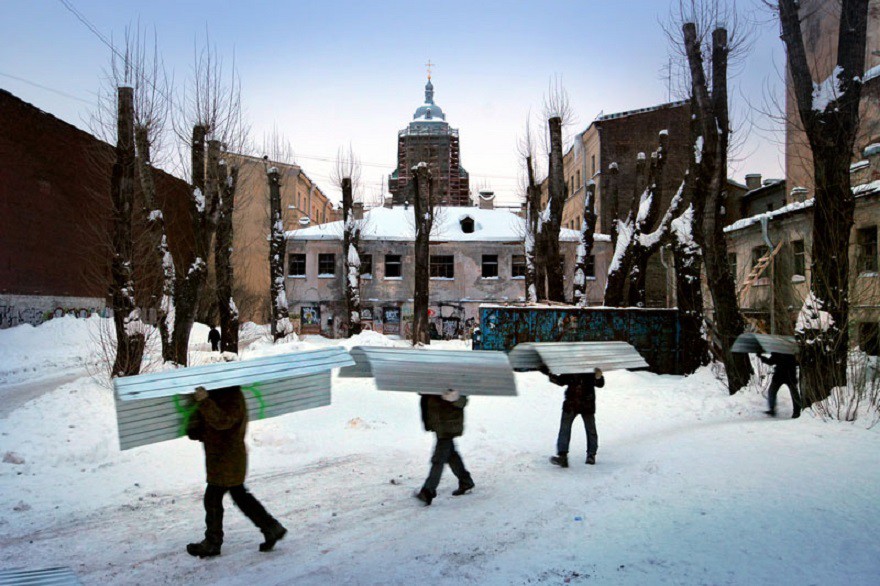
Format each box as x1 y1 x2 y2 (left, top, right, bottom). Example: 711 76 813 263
760 215 775 334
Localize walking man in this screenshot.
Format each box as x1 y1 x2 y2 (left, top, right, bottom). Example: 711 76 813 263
547 368 605 467
416 390 475 506
186 385 287 557
208 326 221 352
759 352 802 418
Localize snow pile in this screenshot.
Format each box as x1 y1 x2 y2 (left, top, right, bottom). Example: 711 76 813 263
333 329 408 350
1 325 879 584
0 316 105 385
812 65 843 112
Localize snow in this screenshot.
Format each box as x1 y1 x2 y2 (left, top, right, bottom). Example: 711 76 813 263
147 210 163 222
812 65 844 112
865 64 880 83
796 290 834 334
694 135 703 164
289 206 610 244
608 218 633 275
635 188 652 224
1 321 879 585
193 188 205 213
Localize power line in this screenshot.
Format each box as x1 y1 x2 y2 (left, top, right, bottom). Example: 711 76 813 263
0 71 94 105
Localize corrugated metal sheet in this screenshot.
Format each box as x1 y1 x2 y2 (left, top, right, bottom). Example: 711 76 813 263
337 346 373 378
508 341 648 374
113 348 353 401
116 372 331 451
732 333 797 355
0 567 81 585
479 306 680 374
352 347 518 396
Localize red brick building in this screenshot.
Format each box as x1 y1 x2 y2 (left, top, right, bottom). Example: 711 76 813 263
0 89 192 327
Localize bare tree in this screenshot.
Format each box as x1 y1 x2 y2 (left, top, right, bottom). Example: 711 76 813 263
518 115 544 302
605 153 648 306
332 146 364 337
573 181 598 306
109 85 146 376
411 163 434 345
265 165 291 342
774 0 871 405
680 11 753 393
166 38 245 365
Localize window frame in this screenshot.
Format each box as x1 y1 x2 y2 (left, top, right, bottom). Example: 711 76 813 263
360 254 373 279
317 253 336 277
384 254 402 279
792 239 805 278
481 254 499 279
511 254 526 279
430 254 455 279
857 226 878 273
287 253 306 278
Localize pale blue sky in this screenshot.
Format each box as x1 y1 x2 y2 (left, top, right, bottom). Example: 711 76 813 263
1 1 787 205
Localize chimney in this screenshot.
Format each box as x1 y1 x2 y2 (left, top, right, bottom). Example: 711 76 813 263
384 196 394 209
352 201 364 221
790 187 809 203
745 174 762 191
478 190 495 210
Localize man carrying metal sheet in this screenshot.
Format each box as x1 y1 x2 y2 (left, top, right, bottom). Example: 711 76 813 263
546 368 605 467
185 385 287 557
758 353 802 419
415 390 475 506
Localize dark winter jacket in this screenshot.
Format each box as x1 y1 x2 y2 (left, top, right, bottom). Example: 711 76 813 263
549 372 605 415
420 394 468 439
188 386 248 487
208 328 221 345
759 353 798 384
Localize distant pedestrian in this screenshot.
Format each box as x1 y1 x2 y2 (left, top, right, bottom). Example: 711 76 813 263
471 326 482 350
208 326 221 352
546 368 605 467
416 390 475 506
759 353 801 418
185 385 286 558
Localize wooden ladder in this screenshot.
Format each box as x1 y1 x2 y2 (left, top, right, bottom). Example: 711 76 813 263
738 241 783 304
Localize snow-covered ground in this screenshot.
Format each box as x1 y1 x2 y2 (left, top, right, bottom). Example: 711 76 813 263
1 318 878 585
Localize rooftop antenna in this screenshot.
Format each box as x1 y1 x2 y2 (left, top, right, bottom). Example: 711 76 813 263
426 59 434 80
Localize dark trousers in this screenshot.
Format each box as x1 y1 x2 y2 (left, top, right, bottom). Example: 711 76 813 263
210 341 220 351
203 483 275 545
768 375 801 413
556 410 598 456
422 438 471 493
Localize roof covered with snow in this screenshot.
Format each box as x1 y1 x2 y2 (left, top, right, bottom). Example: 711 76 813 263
288 206 609 243
724 180 880 233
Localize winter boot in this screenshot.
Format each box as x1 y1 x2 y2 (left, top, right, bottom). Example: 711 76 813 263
186 539 221 558
764 409 776 417
550 453 569 468
791 409 801 419
452 477 475 496
259 522 287 552
586 454 596 465
415 487 436 506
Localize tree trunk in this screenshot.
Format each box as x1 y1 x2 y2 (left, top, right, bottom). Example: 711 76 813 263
683 23 752 393
627 138 669 307
524 154 542 302
778 0 869 405
267 166 291 342
605 156 647 306
574 182 598 306
169 125 211 366
134 126 176 363
545 116 566 302
342 177 362 336
671 203 709 374
110 86 145 377
412 164 433 345
215 159 239 352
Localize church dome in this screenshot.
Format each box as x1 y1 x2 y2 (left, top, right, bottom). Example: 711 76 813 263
413 79 446 121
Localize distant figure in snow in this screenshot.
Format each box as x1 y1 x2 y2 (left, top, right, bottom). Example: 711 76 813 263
185 385 286 558
471 326 482 350
759 353 801 419
546 368 605 467
416 390 475 506
208 326 221 352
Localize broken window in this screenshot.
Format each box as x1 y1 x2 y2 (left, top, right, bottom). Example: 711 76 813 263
430 255 455 279
288 254 306 277
385 254 402 278
482 254 499 278
318 253 336 276
857 226 878 273
511 254 526 278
